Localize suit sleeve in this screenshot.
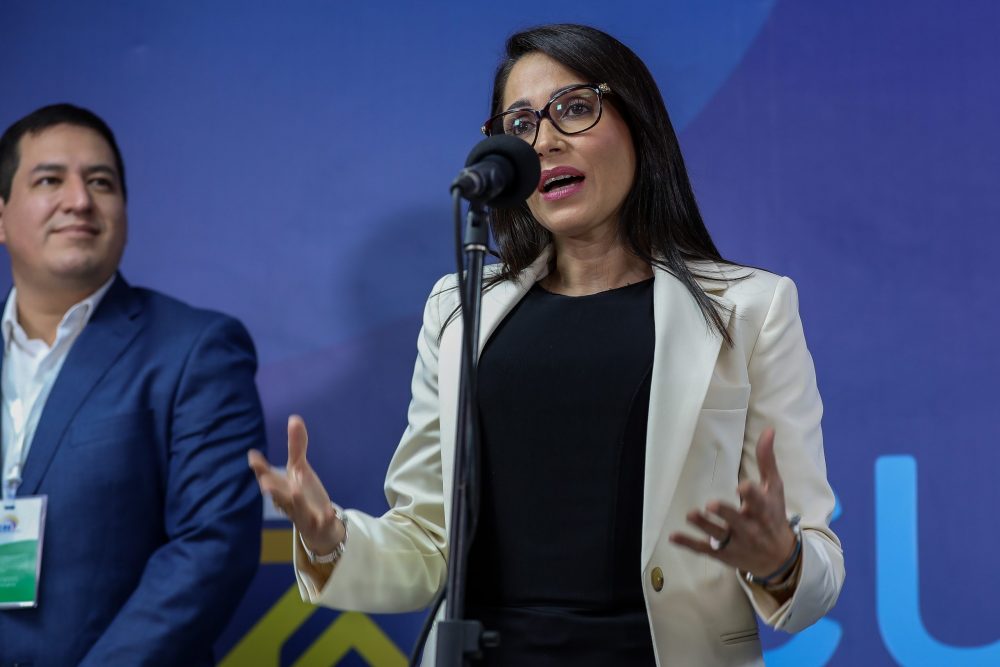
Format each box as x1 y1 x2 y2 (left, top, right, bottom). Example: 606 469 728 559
293 276 450 612
737 276 845 632
79 316 265 666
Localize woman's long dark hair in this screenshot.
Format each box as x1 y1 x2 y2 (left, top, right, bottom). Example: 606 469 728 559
484 24 738 343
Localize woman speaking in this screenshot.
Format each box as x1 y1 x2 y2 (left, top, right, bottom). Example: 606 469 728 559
249 23 844 666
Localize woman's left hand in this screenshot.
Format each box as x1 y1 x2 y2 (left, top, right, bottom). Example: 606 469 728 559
669 427 797 580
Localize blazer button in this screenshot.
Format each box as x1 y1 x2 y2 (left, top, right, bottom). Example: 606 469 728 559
651 566 664 592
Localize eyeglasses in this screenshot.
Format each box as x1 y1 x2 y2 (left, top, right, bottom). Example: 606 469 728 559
481 83 612 147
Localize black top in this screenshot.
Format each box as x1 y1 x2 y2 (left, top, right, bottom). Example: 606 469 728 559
466 278 656 665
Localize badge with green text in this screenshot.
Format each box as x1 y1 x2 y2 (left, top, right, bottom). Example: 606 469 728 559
0 495 47 608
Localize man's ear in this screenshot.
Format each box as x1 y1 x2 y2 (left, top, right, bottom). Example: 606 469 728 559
0 197 6 244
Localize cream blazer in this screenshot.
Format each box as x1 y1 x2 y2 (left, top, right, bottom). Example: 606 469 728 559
294 249 844 666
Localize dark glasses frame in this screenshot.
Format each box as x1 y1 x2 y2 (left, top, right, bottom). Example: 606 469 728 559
481 82 612 146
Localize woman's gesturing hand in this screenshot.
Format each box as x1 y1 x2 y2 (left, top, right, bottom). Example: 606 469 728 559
248 415 346 556
669 427 798 582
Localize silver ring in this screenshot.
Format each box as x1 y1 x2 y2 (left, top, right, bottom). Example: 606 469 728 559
710 531 732 551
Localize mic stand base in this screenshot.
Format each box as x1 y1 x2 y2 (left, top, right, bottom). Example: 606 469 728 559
434 620 500 667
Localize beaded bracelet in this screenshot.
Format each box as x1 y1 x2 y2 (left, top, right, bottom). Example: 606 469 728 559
742 515 802 589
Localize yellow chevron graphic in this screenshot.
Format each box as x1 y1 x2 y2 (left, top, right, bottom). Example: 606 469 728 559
261 528 293 564
293 611 407 666
220 581 407 666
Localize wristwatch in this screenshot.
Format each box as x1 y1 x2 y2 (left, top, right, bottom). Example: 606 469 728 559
300 505 348 564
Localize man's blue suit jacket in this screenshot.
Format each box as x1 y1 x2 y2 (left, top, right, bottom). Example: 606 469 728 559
0 275 265 667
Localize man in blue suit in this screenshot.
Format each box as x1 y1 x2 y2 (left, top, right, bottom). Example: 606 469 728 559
0 104 264 666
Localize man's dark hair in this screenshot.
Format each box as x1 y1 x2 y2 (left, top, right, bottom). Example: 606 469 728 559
0 103 127 201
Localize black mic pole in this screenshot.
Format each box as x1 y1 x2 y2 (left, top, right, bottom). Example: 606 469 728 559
428 135 537 667
435 197 495 667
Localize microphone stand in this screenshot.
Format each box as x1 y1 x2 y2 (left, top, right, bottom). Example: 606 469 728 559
434 199 498 666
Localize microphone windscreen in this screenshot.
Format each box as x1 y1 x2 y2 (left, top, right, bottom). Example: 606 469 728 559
464 135 540 208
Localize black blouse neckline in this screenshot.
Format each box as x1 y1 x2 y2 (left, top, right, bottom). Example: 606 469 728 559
534 275 655 298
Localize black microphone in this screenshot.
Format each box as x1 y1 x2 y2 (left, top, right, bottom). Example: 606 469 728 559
451 135 540 208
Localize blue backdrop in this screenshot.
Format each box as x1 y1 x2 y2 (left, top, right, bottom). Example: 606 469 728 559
4 1 999 665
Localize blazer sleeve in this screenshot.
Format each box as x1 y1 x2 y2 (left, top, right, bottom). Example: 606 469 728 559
737 276 845 632
79 316 265 666
293 276 450 612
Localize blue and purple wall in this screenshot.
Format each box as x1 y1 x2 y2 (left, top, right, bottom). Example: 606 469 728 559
4 2 998 664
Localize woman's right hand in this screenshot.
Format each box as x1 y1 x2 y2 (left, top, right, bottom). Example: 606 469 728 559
248 415 346 556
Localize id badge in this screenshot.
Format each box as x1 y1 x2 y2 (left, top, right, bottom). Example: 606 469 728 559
0 495 47 609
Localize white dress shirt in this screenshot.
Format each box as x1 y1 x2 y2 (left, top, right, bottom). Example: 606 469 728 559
1 276 115 493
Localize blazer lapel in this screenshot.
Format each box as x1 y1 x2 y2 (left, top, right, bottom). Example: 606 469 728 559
18 276 144 495
476 249 552 355
437 250 551 527
641 263 734 567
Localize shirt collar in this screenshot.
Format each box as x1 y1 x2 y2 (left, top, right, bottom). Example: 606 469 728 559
2 274 118 351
